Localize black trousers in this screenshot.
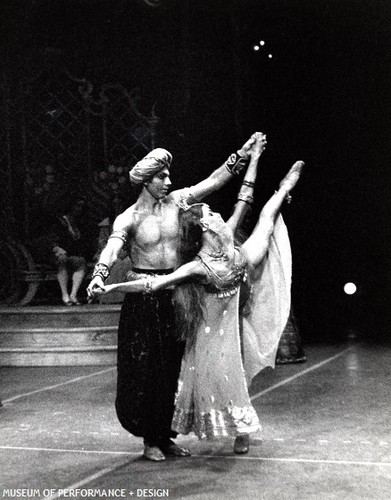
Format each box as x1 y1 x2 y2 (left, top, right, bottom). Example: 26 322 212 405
115 289 184 444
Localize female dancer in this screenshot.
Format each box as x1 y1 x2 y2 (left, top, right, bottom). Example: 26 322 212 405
98 141 304 454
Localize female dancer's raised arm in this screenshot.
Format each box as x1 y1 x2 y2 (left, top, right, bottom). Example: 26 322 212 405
226 132 266 234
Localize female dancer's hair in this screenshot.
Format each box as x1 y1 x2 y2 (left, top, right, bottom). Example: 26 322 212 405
172 205 205 347
176 206 204 264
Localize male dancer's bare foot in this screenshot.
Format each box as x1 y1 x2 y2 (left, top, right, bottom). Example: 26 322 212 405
143 443 166 462
159 439 191 457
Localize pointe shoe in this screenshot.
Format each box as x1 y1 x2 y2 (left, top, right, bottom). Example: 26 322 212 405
234 434 250 454
279 161 305 202
143 444 166 462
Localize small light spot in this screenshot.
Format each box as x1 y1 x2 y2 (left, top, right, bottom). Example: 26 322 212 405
211 395 215 402
219 329 224 335
344 282 357 295
205 326 211 333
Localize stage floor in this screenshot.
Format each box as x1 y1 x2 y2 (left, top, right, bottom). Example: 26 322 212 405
1 342 390 499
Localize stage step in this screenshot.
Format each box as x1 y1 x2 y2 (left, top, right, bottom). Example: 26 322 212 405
0 304 121 366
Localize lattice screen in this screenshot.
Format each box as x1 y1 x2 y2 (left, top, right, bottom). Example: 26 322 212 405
1 66 158 242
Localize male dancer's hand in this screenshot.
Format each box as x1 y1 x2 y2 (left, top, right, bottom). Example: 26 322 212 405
87 276 105 298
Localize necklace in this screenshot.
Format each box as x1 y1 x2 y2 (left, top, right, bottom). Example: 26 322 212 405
200 248 228 261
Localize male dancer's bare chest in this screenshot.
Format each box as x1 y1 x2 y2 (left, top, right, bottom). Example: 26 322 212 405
137 208 178 241
128 207 178 268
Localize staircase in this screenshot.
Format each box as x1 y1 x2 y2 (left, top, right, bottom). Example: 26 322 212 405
0 304 120 366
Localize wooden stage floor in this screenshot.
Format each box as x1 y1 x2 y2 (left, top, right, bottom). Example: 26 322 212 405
1 342 390 499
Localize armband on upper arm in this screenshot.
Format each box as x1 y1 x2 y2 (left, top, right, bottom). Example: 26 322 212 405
108 230 128 244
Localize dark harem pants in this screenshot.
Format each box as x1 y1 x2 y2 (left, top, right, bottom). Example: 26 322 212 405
115 289 185 445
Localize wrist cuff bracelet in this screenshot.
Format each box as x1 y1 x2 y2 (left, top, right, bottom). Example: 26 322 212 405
92 263 110 282
224 151 247 175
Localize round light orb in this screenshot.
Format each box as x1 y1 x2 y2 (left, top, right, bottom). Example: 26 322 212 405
268 54 273 58
253 45 260 51
260 40 265 46
344 282 357 295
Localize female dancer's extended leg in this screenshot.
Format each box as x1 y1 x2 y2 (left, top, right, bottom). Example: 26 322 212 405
242 161 304 269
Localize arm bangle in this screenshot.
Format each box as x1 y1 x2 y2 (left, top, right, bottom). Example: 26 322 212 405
143 275 153 294
242 180 255 188
92 263 111 282
237 193 254 205
108 230 128 244
224 151 247 175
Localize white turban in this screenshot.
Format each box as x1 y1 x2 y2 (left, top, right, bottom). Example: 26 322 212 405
129 148 172 186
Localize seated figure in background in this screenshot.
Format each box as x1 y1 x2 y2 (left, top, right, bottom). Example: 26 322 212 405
47 197 89 305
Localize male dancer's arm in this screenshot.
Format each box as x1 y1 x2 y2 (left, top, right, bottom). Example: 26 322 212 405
87 210 132 298
181 133 260 203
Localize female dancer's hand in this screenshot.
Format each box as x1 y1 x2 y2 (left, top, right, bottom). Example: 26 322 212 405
251 132 267 157
237 132 259 158
101 280 146 294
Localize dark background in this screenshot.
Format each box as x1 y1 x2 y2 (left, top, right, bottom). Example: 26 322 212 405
2 0 390 342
